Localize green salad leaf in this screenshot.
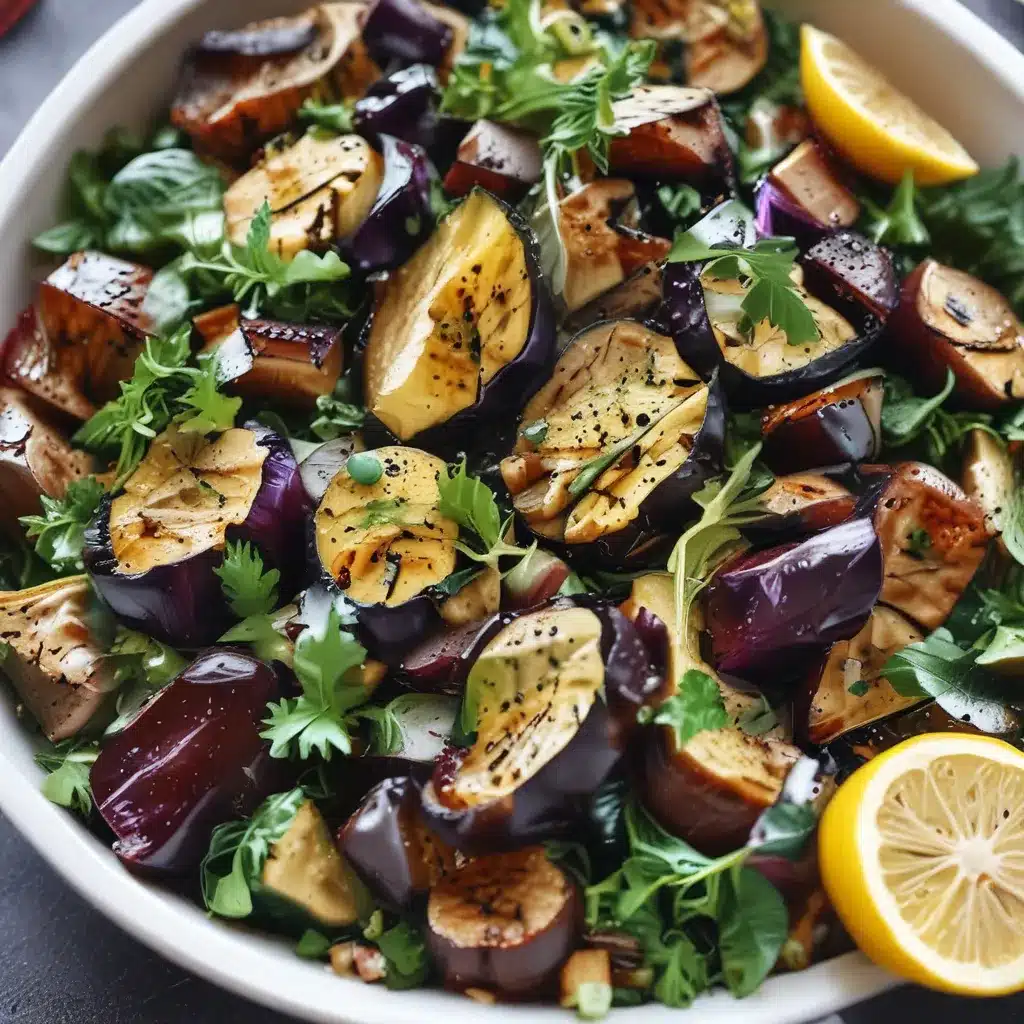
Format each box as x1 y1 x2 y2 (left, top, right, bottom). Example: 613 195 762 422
20 477 106 574
35 739 101 816
636 669 729 748
216 540 281 620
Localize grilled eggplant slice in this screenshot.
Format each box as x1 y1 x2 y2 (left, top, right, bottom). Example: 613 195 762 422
427 847 581 999
84 425 309 647
797 605 925 746
684 2 767 95
339 775 457 912
753 472 856 539
171 3 378 163
609 85 733 185
91 649 284 873
890 260 1024 409
704 517 883 682
443 120 543 202
501 320 725 569
421 601 658 851
961 429 1014 535
224 132 383 258
313 445 457 662
5 254 155 420
0 388 91 539
562 263 664 337
763 140 860 234
760 373 883 474
198 308 343 410
0 577 114 742
362 189 555 452
558 180 671 313
858 462 990 632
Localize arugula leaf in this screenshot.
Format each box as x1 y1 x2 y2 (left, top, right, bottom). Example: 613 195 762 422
637 669 729 748
34 739 100 816
376 921 431 990
299 98 354 135
861 170 930 247
261 603 372 760
666 443 771 643
568 421 660 499
667 236 818 345
438 460 534 569
201 788 305 919
716 868 789 997
104 626 188 735
20 477 106 574
215 540 281 619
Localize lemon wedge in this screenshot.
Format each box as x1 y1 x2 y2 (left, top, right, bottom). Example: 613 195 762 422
819 733 1024 995
800 24 979 185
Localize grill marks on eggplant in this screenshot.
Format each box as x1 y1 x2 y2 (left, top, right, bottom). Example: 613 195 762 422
224 133 383 258
703 269 856 378
314 446 457 606
445 606 605 808
109 427 268 575
501 321 705 546
363 191 533 441
0 577 113 742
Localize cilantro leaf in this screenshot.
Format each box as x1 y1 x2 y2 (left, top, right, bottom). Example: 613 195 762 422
220 612 294 665
104 626 187 735
20 477 106 574
667 237 819 346
215 540 281 619
260 603 371 760
298 98 353 135
34 739 100 816
376 921 431 990
174 354 242 435
637 669 729 748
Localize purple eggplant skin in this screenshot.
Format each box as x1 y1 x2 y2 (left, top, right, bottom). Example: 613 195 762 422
800 231 899 325
400 618 498 695
355 594 445 668
91 648 287 875
353 64 441 152
361 189 557 459
362 0 453 69
754 181 830 249
662 260 885 409
704 517 883 684
420 600 659 854
196 21 318 57
342 135 439 275
84 426 310 648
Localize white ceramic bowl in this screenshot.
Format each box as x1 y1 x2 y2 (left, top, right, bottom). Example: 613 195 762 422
1 1 1022 1020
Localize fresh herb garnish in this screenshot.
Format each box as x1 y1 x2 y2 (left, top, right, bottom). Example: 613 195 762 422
310 386 366 440
861 169 930 247
636 669 729 747
376 921 431 990
568 421 660 499
215 540 280 619
298 98 354 135
20 477 106 574
34 739 100 816
260 603 375 760
667 236 819 345
736 694 779 736
296 930 334 960
103 627 187 736
438 460 534 569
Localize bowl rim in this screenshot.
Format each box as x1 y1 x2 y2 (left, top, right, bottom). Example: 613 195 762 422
1 0 1023 1020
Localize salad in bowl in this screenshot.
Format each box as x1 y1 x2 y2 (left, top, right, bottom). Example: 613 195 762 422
3 0 1024 1013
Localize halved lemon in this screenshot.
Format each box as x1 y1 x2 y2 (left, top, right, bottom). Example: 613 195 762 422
800 24 979 185
819 733 1024 995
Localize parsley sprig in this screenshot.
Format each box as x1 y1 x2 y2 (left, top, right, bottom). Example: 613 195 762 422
20 477 106 575
215 541 281 620
636 669 729 748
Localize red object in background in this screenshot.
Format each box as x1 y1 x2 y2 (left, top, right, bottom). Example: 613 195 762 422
0 0 39 38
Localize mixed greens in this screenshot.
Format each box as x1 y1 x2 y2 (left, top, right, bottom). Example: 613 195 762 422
3 0 1024 1014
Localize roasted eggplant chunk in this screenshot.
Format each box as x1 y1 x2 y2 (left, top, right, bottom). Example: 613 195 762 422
961 428 1014 535
171 3 378 163
91 649 284 874
558 180 671 313
704 517 883 682
501 320 725 569
890 260 1024 409
5 254 155 420
400 618 495 695
224 132 383 259
663 235 890 407
801 231 899 322
0 577 114 742
84 425 308 647
798 605 925 746
339 775 456 912
362 189 555 451
362 0 455 70
753 472 856 538
198 308 343 410
353 64 442 151
858 462 990 632
0 387 91 539
609 85 733 185
427 846 581 999
421 601 658 852
762 139 860 234
760 374 883 474
562 263 664 337
443 120 543 202
313 446 457 662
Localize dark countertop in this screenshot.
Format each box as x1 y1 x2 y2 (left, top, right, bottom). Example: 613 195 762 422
1 1 1023 1022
